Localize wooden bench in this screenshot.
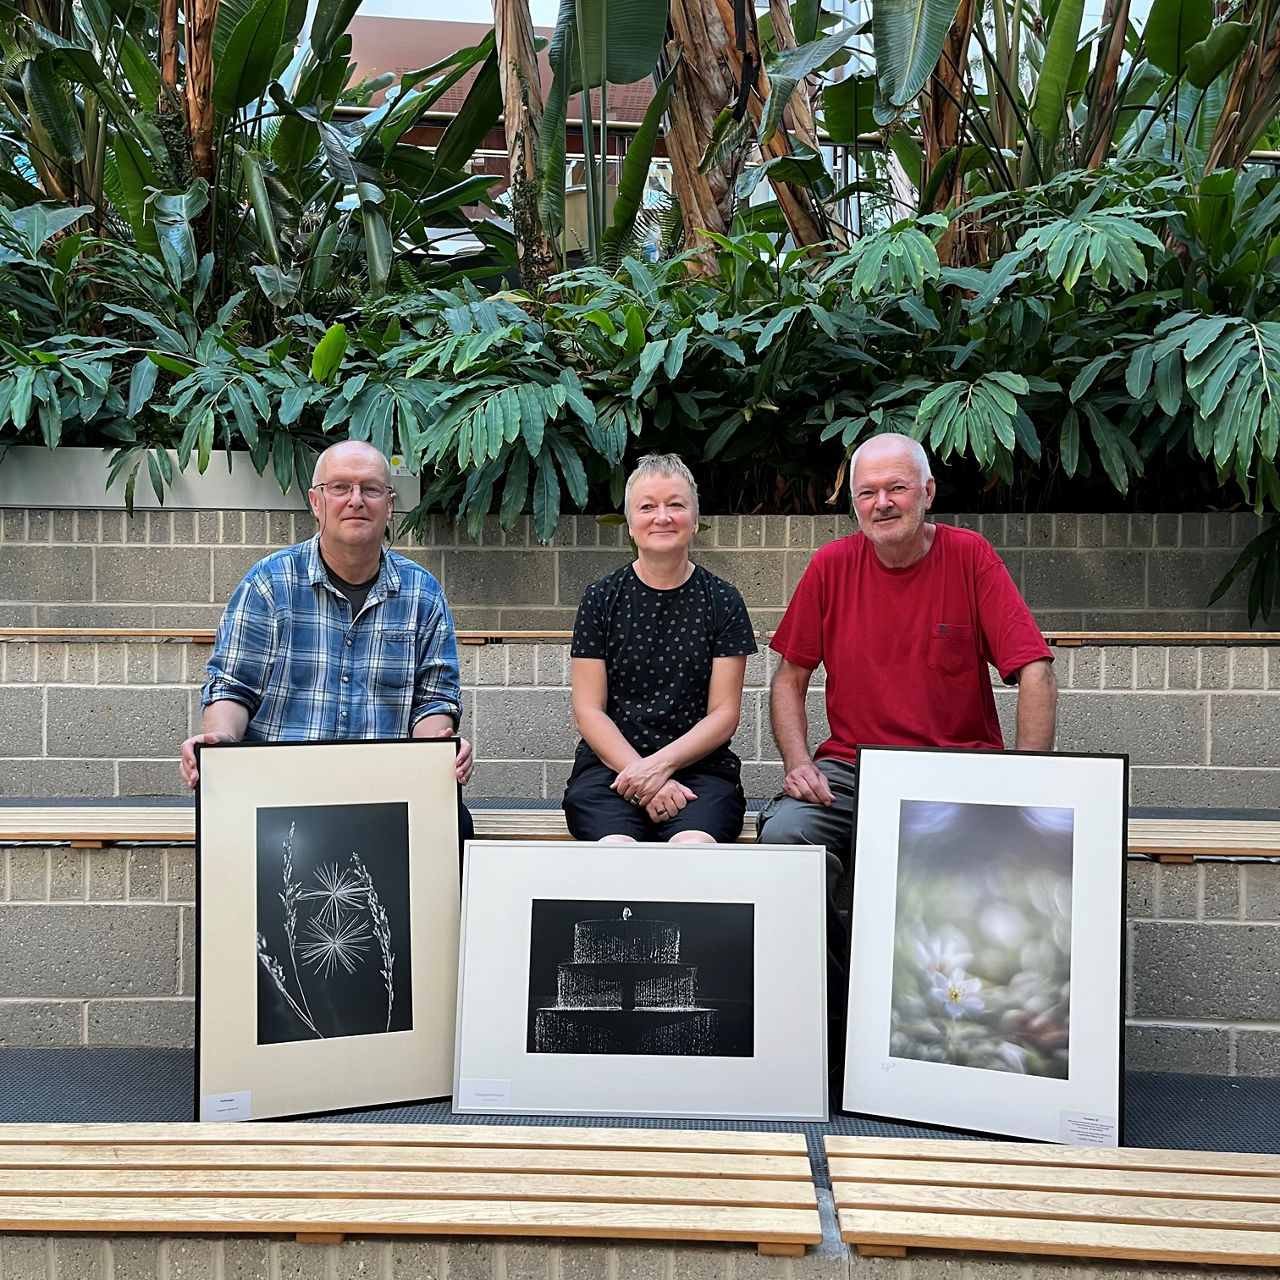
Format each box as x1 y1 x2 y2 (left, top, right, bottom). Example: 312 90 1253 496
0 1122 821 1256
826 1136 1280 1266
2 802 1278 860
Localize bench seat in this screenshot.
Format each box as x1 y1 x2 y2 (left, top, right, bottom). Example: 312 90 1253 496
826 1136 1280 1265
0 1122 820 1256
1 802 1279 859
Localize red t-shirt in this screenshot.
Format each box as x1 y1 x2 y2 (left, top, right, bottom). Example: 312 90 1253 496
770 524 1051 762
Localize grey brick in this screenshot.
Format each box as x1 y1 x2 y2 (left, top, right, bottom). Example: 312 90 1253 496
124 513 149 544
1131 766 1280 809
763 516 788 548
1 508 26 541
445 551 556 606
93 547 209 605
1156 864 1197 919
155 604 227 630
147 512 172 545
53 1238 106 1280
26 509 51 542
1126 860 1155 918
275 1239 332 1280
474 688 574 762
173 512 198 545
1204 512 1234 548
1199 650 1228 689
1179 513 1205 546
0 999 81 1046
127 848 165 900
784 551 814 598
3 641 36 683
739 515 764 548
389 1241 443 1280
1209 694 1280 766
1056 692 1205 764
556 550 632 605
1028 514 1053 547
558 1245 610 1280
1148 550 1246 611
211 548 265 602
493 608 573 631
2 1235 51 1280
813 516 845 547
109 1237 162 1280
1230 648 1267 689
49 848 85 900
1129 514 1154 547
1201 863 1240 919
156 643 185 683
1124 1022 1229 1074
181 904 194 994
332 1238 386 1280
1166 649 1198 689
127 645 154 683
0 904 180 996
47 687 189 758
713 515 740 547
476 645 506 685
1075 514 1104 547
470 759 547 799
1134 649 1165 689
267 512 293 545
454 607 506 630
223 1238 272 1280
0 759 115 797
502 1243 551 1280
444 1241 494 1280
1153 514 1180 547
166 1236 219 1280
118 760 189 797
35 603 157 627
8 849 47 900
786 516 812 548
36 642 67 682
616 1244 671 1280
730 693 762 762
740 762 784 800
1002 514 1027 546
0 687 43 756
166 848 196 902
1235 1028 1280 1076
1102 513 1129 547
1101 648 1134 689
1243 864 1280 920
1021 550 1144 608
695 552 789 608
1052 514 1077 546
534 646 566 686
506 644 537 686
1131 921 1280 1018
75 511 101 542
66 644 96 683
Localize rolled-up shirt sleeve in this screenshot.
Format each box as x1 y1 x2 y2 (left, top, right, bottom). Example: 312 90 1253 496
410 590 462 728
202 574 277 716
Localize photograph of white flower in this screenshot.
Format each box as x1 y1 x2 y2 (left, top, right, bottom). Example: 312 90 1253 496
889 800 1073 1079
255 802 412 1044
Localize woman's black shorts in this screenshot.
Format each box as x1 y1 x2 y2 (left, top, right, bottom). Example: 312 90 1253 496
562 757 746 843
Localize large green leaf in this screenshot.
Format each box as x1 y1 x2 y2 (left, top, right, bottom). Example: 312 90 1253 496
23 53 84 162
1027 0 1086 171
1144 0 1212 76
760 26 856 144
103 132 162 257
213 0 289 113
820 73 876 143
547 0 671 93
433 46 502 175
310 0 364 63
872 0 963 112
1185 21 1253 90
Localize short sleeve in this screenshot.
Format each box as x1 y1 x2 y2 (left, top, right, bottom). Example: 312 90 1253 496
570 580 607 659
974 548 1052 682
769 554 825 671
711 579 757 658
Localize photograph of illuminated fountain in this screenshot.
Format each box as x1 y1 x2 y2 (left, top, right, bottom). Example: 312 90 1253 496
526 899 754 1057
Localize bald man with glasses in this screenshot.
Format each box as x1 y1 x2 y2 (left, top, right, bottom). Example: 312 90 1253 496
180 440 473 845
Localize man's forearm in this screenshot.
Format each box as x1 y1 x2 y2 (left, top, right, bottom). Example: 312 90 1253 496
1014 659 1058 751
770 664 815 770
412 713 456 739
202 700 250 741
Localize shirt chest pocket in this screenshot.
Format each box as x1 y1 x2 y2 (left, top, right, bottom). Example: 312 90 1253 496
372 630 416 690
928 622 975 675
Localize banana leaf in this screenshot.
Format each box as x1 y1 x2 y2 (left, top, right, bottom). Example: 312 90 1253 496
546 0 670 93
1144 0 1212 76
872 0 963 113
760 26 856 144
213 0 289 114
1027 0 1086 172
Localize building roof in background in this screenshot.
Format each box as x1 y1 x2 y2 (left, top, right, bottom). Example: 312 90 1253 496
348 16 658 124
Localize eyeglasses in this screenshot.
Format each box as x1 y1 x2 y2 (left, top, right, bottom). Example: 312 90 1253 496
313 481 392 501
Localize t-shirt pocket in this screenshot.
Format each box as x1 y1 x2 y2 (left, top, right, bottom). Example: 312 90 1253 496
928 622 975 675
373 630 416 691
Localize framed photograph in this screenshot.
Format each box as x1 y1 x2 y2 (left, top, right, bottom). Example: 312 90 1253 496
454 842 828 1121
843 747 1127 1145
196 738 459 1121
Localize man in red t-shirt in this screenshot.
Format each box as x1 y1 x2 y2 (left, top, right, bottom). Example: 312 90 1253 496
759 434 1057 1060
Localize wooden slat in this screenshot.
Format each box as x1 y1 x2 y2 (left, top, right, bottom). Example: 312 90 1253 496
0 1167 817 1208
0 1143 810 1180
0 1121 806 1156
825 1137 1280 1177
834 1182 1280 1230
827 1156 1280 1202
837 1209 1280 1266
1043 632 1276 645
0 1195 821 1244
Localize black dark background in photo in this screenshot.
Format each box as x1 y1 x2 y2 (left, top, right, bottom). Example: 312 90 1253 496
256 802 413 1044
526 899 755 1057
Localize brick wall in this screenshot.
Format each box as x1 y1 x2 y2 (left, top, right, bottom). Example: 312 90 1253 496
1 639 1277 806
2 812 1278 1076
0 507 1276 633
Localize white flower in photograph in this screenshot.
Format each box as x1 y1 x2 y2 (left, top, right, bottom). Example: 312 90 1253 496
300 861 368 922
300 911 372 977
998 1042 1029 1072
914 927 973 976
930 967 984 1020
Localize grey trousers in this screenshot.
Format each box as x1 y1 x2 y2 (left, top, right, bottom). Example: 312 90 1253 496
756 757 858 1089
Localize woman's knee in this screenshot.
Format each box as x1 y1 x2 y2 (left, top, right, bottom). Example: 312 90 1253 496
668 829 715 844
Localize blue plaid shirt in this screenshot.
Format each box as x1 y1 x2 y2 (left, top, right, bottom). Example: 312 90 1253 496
203 536 461 741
